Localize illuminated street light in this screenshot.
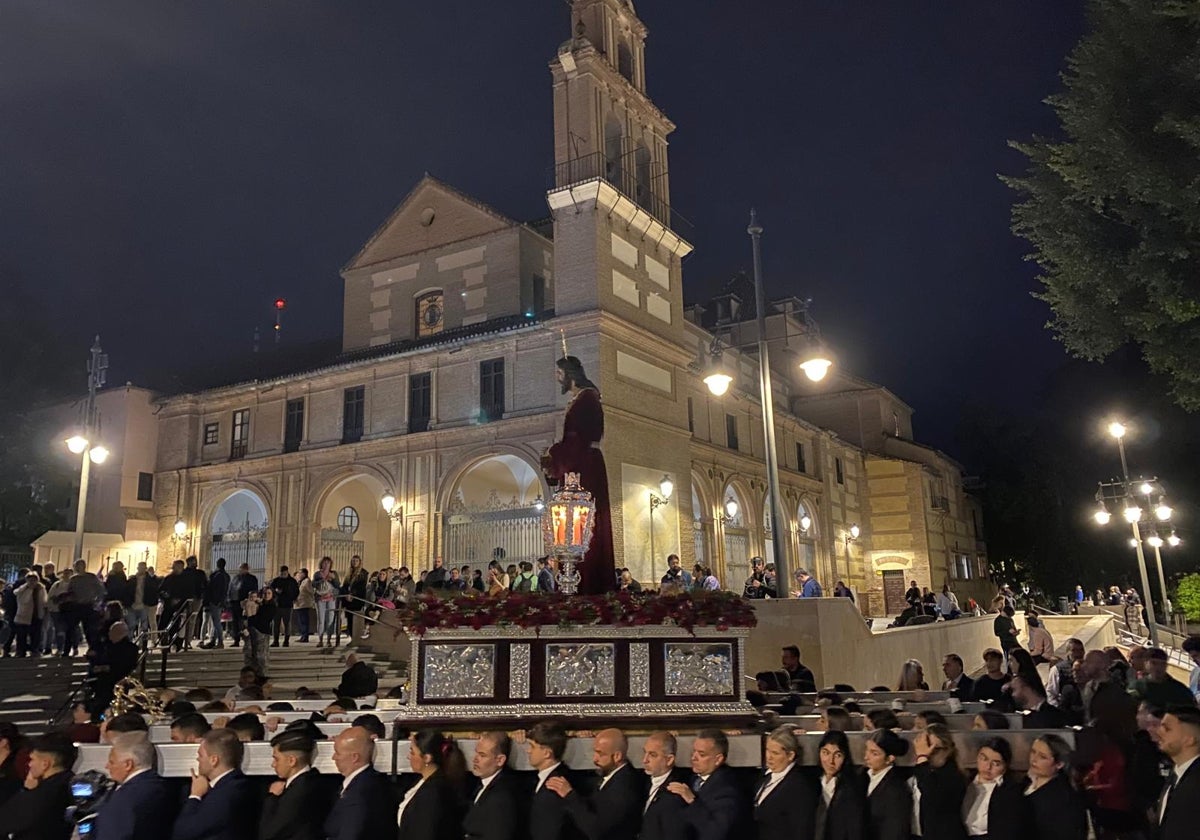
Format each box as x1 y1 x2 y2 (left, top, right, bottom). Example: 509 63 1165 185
1154 502 1172 521
89 445 109 464
1094 505 1111 525
800 514 812 532
66 435 88 454
174 519 188 537
1168 532 1182 547
724 497 739 520
1139 481 1154 496
1123 505 1142 524
1108 421 1127 439
1147 533 1164 549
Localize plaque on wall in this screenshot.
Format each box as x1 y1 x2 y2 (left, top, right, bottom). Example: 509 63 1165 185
544 643 616 696
422 643 496 699
663 642 734 696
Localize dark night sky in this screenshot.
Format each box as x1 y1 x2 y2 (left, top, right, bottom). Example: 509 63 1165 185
1 1 1088 455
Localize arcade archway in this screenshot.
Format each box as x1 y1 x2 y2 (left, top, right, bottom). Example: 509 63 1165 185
442 453 546 577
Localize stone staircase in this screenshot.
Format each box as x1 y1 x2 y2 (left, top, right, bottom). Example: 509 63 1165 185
0 641 407 737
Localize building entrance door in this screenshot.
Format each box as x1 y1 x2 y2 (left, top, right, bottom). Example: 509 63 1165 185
882 570 906 615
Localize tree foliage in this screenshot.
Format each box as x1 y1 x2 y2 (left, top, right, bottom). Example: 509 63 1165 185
0 270 78 545
1005 1 1200 409
1176 573 1200 622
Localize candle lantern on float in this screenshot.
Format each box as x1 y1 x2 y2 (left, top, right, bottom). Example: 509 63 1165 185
541 472 596 595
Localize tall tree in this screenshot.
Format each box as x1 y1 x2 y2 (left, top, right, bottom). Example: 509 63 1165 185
1005 0 1200 409
0 270 78 545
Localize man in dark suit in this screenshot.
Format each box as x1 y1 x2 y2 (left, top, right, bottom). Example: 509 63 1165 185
526 720 584 840
464 731 527 840
637 732 690 840
333 653 379 700
547 728 645 840
941 653 976 699
1010 674 1069 728
93 733 180 840
665 729 746 840
325 726 397 840
1156 706 1200 840
260 730 333 840
5 733 77 840
171 728 259 840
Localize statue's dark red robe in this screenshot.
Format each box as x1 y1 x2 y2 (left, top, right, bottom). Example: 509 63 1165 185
545 387 616 594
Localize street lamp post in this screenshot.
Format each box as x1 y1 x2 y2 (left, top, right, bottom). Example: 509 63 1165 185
67 336 109 568
748 211 792 597
1104 422 1158 645
702 213 832 596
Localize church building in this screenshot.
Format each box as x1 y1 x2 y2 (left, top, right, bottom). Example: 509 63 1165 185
150 0 990 615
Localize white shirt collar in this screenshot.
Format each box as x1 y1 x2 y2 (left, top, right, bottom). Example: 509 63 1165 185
210 769 235 789
600 763 626 789
1173 754 1199 780
478 769 501 791
867 765 893 794
342 764 369 791
536 762 561 789
119 768 150 787
285 766 311 789
763 763 794 785
649 771 671 788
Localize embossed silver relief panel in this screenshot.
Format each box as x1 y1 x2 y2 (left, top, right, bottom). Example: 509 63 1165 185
663 642 734 696
544 643 616 696
423 644 496 699
629 643 650 697
509 644 531 699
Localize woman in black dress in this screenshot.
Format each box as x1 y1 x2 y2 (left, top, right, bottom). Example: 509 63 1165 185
911 724 967 840
397 730 466 840
815 731 865 840
863 728 912 840
961 737 1023 840
752 726 817 840
1022 734 1087 840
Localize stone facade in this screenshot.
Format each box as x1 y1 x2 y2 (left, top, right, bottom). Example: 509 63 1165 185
145 0 987 615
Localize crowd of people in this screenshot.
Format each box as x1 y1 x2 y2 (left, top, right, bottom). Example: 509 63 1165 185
3 694 1200 840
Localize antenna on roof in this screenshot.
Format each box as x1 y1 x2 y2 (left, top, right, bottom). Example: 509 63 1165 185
274 298 287 346
253 325 260 354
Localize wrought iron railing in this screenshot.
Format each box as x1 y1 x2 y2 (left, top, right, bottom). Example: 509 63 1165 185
549 149 693 241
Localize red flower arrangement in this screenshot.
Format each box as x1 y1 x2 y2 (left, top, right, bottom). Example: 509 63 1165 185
392 590 757 637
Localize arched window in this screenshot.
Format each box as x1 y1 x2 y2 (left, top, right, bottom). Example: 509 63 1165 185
415 290 444 338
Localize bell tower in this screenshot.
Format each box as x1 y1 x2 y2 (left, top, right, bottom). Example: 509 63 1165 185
548 0 692 327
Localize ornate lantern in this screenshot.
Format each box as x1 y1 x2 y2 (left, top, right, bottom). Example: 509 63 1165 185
541 472 596 595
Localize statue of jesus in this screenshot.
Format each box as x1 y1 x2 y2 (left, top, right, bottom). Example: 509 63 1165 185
542 355 616 594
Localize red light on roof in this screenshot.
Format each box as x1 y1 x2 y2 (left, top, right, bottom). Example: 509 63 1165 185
274 298 287 310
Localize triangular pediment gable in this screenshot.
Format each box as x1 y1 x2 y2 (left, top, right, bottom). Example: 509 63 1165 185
343 174 519 272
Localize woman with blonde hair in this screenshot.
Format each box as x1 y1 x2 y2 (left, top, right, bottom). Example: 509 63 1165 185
752 726 818 840
897 658 929 691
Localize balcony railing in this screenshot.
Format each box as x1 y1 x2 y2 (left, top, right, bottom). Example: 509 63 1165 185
229 440 247 461
550 149 693 241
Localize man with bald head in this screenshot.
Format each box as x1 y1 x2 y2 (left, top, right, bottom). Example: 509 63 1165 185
324 726 397 840
547 727 645 840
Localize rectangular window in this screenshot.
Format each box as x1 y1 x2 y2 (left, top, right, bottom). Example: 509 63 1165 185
479 358 505 421
203 422 219 445
521 274 546 318
409 372 432 434
796 442 807 474
230 410 249 460
687 397 694 434
136 472 153 502
725 414 739 451
342 386 365 443
835 457 844 484
284 398 305 453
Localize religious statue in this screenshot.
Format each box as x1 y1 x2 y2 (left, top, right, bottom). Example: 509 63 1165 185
542 351 615 594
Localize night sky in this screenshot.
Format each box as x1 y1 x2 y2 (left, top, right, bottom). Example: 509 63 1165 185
1 1 1088 454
